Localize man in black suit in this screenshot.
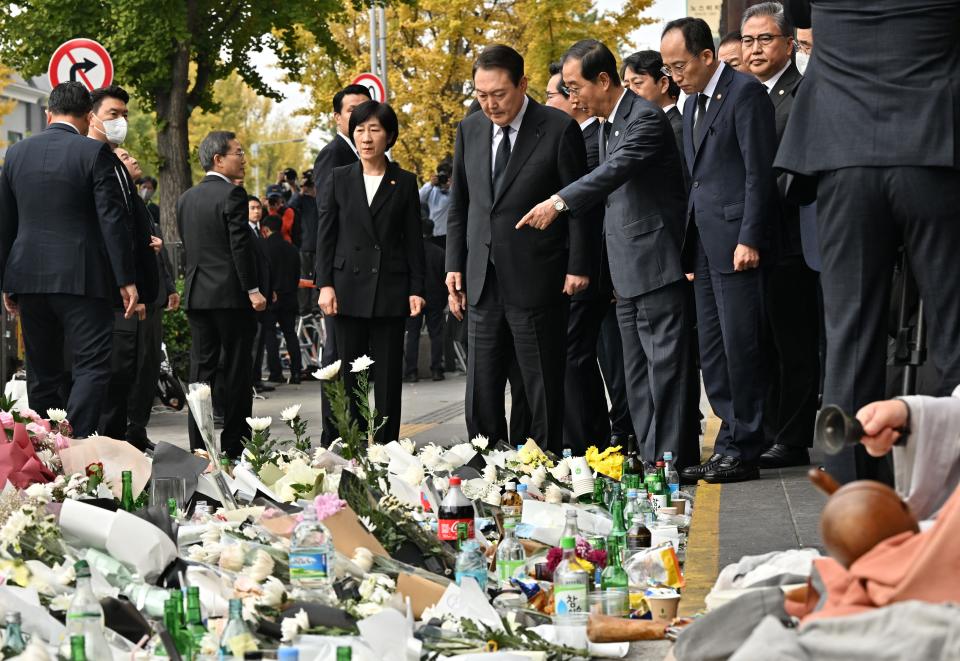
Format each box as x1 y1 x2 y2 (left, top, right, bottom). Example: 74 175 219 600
661 18 779 483
621 51 684 159
292 174 318 314
544 61 618 453
778 0 960 484
740 3 820 469
179 131 266 457
260 215 302 384
312 84 371 440
0 82 138 437
522 40 697 469
446 45 591 453
404 219 448 382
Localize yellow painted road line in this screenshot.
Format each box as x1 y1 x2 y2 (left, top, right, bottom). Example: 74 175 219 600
398 422 437 438
680 413 722 616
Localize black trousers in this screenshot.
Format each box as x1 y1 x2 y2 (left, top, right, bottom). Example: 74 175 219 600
817 166 960 484
466 265 568 454
563 295 610 455
126 304 164 447
264 297 302 379
597 301 636 440
187 308 257 457
299 251 317 315
404 306 444 375
320 314 338 442
99 312 140 440
20 294 113 438
618 280 699 469
335 315 405 444
764 258 820 449
694 239 767 462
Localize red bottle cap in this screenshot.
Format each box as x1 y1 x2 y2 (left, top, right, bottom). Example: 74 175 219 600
449 477 462 486
656 461 665 467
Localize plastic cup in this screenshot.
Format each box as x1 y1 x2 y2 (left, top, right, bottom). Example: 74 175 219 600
589 589 629 617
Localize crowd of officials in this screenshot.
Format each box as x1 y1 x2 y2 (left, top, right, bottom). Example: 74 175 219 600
1 0 957 488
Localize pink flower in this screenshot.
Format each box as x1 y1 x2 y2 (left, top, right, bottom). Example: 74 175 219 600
20 408 43 424
26 422 47 438
312 493 347 521
52 433 70 451
0 411 13 429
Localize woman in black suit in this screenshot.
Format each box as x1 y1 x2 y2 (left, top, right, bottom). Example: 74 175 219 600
316 101 426 444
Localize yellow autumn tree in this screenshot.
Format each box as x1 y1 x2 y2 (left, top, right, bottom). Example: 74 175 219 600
299 0 654 181
0 63 18 154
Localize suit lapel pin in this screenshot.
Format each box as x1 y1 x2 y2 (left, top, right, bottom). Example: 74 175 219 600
716 93 722 100
390 180 396 185
614 130 619 137
778 89 785 96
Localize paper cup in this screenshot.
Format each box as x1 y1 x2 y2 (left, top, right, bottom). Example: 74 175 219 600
572 478 595 498
567 456 592 480
659 506 678 516
673 499 687 515
646 594 681 622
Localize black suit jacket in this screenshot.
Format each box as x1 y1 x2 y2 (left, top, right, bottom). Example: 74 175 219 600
778 0 960 175
313 135 358 221
177 175 259 310
683 64 779 273
0 123 135 298
262 232 301 298
665 105 689 188
573 118 608 302
423 239 447 311
446 99 591 308
768 62 805 260
559 92 687 299
316 161 425 318
291 192 319 253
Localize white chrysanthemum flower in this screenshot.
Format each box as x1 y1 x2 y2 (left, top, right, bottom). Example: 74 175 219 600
400 463 425 488
354 601 385 618
257 576 286 608
482 485 502 507
471 435 489 451
218 544 245 572
357 515 377 533
49 593 72 612
314 360 342 381
398 438 415 454
280 404 302 422
482 463 499 483
530 465 548 488
46 408 67 423
418 444 445 471
25 483 50 502
280 608 310 642
246 417 272 432
545 484 564 504
350 355 375 373
243 549 275 583
433 476 450 494
367 444 389 465
549 458 571 480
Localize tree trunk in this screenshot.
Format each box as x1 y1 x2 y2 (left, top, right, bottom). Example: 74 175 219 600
155 41 192 252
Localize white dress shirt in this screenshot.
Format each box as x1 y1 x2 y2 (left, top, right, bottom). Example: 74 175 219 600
579 116 598 132
762 61 792 94
607 90 628 124
205 171 233 184
491 96 529 176
338 131 360 158
696 62 727 122
363 173 384 205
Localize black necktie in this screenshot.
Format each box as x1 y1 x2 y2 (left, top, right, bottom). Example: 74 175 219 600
693 93 709 151
492 127 511 197
599 120 613 162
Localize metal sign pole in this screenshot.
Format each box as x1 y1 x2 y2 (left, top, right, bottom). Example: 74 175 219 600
378 5 389 101
369 7 379 77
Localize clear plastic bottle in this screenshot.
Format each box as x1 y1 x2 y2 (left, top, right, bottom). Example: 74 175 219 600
455 539 489 591
219 598 256 657
1 612 27 656
495 520 527 588
516 483 530 500
552 536 589 625
662 451 681 499
289 505 334 592
64 560 112 660
561 510 579 541
501 482 522 523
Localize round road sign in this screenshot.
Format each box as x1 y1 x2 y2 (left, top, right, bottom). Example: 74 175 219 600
352 72 386 102
48 38 114 91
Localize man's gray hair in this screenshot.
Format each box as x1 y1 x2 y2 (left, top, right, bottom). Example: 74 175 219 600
198 130 236 171
740 1 791 35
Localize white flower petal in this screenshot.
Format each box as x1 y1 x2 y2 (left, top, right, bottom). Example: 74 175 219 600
350 355 375 373
314 360 342 381
280 404 302 422
246 416 272 432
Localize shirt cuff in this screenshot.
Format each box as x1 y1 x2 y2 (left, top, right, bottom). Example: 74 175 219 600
247 288 260 295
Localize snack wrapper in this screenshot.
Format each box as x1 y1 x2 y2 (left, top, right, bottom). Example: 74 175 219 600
624 542 684 589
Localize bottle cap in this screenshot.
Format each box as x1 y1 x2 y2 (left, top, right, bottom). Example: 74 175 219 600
504 519 516 529
517 483 528 492
505 482 516 491
663 451 673 460
560 536 575 549
449 477 462 486
656 461 665 467
74 559 90 577
278 649 300 661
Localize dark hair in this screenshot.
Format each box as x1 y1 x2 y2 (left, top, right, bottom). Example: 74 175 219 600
261 215 282 233
247 195 262 205
137 175 158 188
741 2 791 34
333 84 372 114
720 30 743 47
198 131 237 171
90 85 130 113
348 100 399 150
473 45 524 87
48 82 92 117
562 39 622 87
663 17 716 58
621 50 681 99
547 61 570 99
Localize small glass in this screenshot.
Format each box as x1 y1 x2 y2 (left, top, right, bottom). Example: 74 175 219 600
589 589 629 617
150 477 186 517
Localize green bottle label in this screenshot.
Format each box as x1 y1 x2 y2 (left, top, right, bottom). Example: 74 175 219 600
497 559 525 585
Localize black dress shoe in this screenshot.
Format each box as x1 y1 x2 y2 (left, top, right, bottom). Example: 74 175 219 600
431 369 445 381
267 374 286 384
680 453 722 483
758 444 809 469
403 372 419 383
253 382 275 393
703 455 760 483
289 373 302 385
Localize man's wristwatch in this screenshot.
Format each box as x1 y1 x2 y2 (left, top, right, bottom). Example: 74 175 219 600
551 195 567 212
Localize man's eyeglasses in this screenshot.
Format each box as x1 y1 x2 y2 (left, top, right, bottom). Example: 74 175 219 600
741 33 788 48
222 150 246 158
660 55 697 78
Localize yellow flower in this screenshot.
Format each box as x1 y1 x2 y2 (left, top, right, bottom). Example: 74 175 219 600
517 439 554 468
572 556 594 573
585 445 624 480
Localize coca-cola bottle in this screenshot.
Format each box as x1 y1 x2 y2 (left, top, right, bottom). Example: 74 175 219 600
438 477 475 541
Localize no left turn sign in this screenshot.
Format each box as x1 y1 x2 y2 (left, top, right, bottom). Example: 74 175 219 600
48 38 114 91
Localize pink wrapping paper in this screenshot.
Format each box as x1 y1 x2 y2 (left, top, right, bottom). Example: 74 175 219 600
0 422 55 489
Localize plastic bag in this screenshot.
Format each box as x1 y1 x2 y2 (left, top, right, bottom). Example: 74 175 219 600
624 542 684 589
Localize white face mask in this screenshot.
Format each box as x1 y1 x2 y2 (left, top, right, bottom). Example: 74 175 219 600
94 116 128 145
796 51 810 75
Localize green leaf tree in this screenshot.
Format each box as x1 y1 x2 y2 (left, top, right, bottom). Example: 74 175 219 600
0 0 343 240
